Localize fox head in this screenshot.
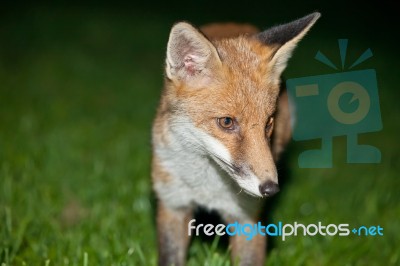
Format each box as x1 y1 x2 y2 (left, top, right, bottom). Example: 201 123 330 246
163 13 320 197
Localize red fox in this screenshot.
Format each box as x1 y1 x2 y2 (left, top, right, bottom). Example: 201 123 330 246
152 12 320 266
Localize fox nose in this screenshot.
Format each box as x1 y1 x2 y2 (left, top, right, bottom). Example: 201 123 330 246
259 181 280 197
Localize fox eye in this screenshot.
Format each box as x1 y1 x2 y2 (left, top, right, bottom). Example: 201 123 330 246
265 117 274 136
217 117 235 130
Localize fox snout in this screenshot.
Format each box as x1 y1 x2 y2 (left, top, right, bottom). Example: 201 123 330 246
234 125 280 197
252 156 279 197
230 158 279 198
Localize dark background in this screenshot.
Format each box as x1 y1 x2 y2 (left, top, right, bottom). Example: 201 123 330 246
1 0 399 265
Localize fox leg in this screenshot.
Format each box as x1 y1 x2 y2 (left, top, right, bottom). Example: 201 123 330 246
157 200 192 266
229 219 266 266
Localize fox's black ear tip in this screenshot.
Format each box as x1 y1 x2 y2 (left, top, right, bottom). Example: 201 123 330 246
296 12 321 27
308 12 321 20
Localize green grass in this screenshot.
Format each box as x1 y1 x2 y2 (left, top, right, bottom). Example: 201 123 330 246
1 5 399 266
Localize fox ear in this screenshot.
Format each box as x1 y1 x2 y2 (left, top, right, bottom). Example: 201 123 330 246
257 12 320 79
166 22 222 83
